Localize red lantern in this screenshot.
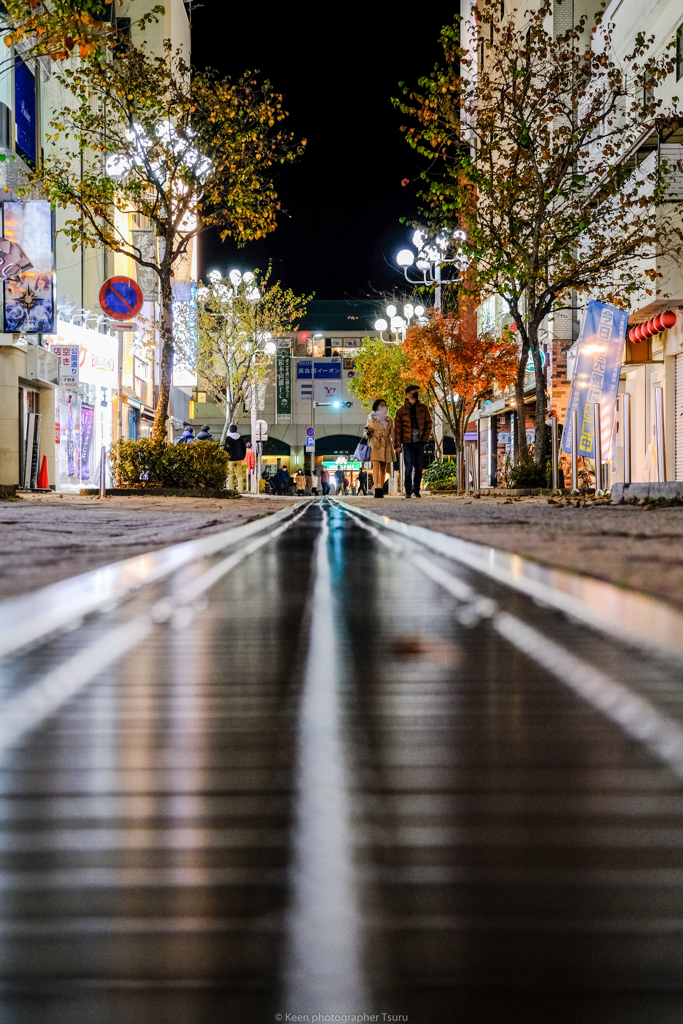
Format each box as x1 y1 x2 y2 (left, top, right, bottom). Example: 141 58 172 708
661 310 677 329
652 314 663 333
633 324 643 341
628 327 637 343
642 319 655 338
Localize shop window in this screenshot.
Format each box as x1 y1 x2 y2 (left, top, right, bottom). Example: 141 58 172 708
14 58 36 166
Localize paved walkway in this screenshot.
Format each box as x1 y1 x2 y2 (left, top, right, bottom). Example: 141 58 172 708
1 499 683 1022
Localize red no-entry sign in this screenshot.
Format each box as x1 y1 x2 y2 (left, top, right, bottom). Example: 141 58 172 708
99 276 144 321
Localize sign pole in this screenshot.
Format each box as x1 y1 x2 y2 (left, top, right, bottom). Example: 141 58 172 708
551 416 558 490
571 409 579 492
623 393 632 485
593 403 603 493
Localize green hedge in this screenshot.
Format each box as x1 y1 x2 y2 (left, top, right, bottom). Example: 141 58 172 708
423 459 458 491
110 438 230 490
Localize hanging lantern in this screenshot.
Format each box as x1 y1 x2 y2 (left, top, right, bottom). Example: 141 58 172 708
628 327 638 343
633 324 644 341
642 319 656 338
661 310 677 329
653 313 664 332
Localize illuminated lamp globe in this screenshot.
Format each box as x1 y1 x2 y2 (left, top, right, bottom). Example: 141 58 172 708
414 305 425 317
242 271 255 284
375 318 388 331
397 249 414 267
404 303 414 319
386 304 397 318
228 269 242 288
263 341 277 355
333 401 340 407
412 229 423 248
415 259 430 271
661 310 677 329
208 269 222 284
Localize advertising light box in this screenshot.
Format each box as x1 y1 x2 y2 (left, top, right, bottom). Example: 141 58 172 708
3 201 54 334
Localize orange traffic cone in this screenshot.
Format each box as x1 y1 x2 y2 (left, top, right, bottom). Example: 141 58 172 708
37 455 49 490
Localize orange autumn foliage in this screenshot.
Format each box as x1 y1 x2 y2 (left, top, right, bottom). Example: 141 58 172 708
402 310 517 453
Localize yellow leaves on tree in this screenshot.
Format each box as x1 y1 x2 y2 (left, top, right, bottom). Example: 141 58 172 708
347 337 409 415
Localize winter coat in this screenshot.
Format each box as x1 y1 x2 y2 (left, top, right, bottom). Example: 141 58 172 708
321 468 329 484
195 429 213 441
394 400 432 448
366 413 396 464
174 428 194 445
224 434 247 461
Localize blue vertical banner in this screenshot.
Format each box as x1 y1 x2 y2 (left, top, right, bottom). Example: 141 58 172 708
562 300 627 461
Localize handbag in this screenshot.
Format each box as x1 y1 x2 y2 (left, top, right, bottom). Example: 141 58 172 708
353 433 372 463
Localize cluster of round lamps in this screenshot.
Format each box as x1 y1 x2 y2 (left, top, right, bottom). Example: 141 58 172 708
629 310 676 344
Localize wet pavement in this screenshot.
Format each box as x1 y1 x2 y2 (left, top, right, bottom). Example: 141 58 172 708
1 499 683 1023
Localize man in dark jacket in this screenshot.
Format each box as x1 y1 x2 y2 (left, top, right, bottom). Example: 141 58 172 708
224 424 247 491
394 385 432 498
357 467 368 495
174 425 194 445
195 424 213 441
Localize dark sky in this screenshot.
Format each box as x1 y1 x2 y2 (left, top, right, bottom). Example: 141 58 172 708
191 5 458 300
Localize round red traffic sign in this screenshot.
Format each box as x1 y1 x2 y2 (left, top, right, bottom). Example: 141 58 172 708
99 276 144 321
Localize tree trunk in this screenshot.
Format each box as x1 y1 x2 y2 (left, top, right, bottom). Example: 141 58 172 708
514 337 530 463
532 345 548 467
219 395 238 447
152 270 174 442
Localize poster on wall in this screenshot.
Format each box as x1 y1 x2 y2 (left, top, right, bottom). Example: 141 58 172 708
3 201 55 333
562 300 627 462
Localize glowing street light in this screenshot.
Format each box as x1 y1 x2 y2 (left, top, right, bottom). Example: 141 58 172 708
395 228 469 309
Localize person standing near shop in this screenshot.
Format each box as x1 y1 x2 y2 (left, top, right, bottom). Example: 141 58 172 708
357 466 368 495
394 385 432 498
366 398 396 499
320 466 330 495
223 423 246 492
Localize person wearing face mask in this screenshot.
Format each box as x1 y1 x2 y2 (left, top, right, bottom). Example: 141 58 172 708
394 385 433 498
365 398 396 499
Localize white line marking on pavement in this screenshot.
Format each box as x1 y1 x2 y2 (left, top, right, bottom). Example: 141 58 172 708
341 503 683 783
338 500 683 662
0 502 312 660
0 504 312 755
285 509 368 1014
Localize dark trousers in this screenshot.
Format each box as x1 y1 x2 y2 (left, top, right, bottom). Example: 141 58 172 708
403 442 425 495
357 482 367 495
322 483 330 495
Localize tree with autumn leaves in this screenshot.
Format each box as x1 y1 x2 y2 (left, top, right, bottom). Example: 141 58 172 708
395 0 683 466
403 310 518 456
349 311 517 457
31 36 305 440
3 1 164 61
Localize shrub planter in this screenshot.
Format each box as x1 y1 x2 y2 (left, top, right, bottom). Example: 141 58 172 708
80 487 240 499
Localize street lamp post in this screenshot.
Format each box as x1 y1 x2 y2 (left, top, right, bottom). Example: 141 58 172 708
395 229 468 311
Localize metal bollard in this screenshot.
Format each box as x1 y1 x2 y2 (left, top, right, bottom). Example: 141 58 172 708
551 416 558 490
456 451 462 493
655 386 666 482
98 445 107 499
571 409 578 491
623 393 631 485
593 403 603 493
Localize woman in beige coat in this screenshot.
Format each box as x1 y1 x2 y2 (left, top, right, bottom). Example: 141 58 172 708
365 398 396 498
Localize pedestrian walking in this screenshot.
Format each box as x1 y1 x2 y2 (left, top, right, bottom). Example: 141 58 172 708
295 468 305 494
195 424 213 441
357 467 368 495
174 425 195 445
366 399 396 499
394 385 432 498
320 467 330 495
334 467 344 492
223 424 247 492
275 465 289 495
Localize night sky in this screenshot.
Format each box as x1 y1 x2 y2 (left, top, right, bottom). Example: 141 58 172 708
191 5 458 300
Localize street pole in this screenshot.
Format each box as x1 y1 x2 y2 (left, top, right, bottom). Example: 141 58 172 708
623 393 632 485
250 382 258 494
310 360 316 489
551 416 558 490
593 403 603 493
571 409 579 491
435 262 442 311
655 386 666 482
